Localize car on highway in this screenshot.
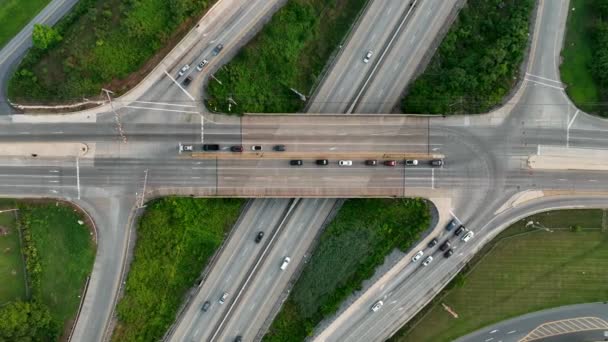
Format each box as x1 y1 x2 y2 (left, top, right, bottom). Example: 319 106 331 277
255 231 264 243
234 337 242 342
430 159 444 167
444 249 454 258
454 225 466 236
339 160 352 166
316 159 329 166
365 160 377 166
280 256 291 270
251 145 262 151
290 160 303 166
182 76 192 87
273 144 286 151
230 145 243 152
179 144 193 152
203 144 220 151
201 301 210 312
384 160 396 166
446 219 459 231
196 59 209 71
219 292 228 304
422 256 433 267
212 43 224 55
177 64 189 77
363 50 373 63
411 250 424 262
371 300 383 312
461 231 474 242
427 237 438 248
439 240 451 252
405 159 418 166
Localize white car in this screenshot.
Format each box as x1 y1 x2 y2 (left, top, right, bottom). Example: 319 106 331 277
179 143 193 153
196 59 208 71
338 160 353 166
371 300 383 312
363 50 373 63
405 159 419 166
219 292 228 304
461 231 474 242
422 256 433 267
177 64 190 77
280 256 291 270
411 250 424 262
251 145 263 151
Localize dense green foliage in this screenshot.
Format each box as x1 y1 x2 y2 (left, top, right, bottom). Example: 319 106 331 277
402 0 534 114
264 199 430 341
561 0 608 117
206 0 367 114
113 197 245 342
391 209 608 342
0 211 25 304
0 0 51 49
0 300 58 341
32 24 62 51
9 0 214 103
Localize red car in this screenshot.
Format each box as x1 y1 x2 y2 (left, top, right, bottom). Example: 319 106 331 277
384 160 396 166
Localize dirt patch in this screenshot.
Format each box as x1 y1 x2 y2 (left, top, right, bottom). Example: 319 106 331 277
0 227 8 236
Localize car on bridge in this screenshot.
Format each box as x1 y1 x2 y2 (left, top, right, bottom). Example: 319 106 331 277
231 145 243 152
405 159 418 166
443 249 454 258
339 160 352 166
384 160 396 166
454 225 466 236
290 160 303 166
213 43 224 55
219 292 228 304
439 240 451 252
446 219 459 231
371 300 383 312
280 257 291 270
422 256 433 267
196 59 208 71
273 144 286 151
430 159 444 167
201 301 210 312
461 231 474 242
251 145 263 151
365 160 377 166
182 76 192 87
203 144 220 151
179 143 193 153
177 64 189 77
316 159 329 166
363 50 373 63
427 237 438 248
255 231 264 243
411 250 424 262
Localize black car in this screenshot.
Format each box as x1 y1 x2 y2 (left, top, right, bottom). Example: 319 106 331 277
213 43 224 55
255 231 264 243
365 160 378 166
203 144 220 151
273 145 286 151
234 337 242 342
316 159 328 166
427 238 438 248
182 76 192 87
454 225 466 236
290 160 303 166
201 301 210 312
439 240 451 252
443 249 454 258
230 145 243 152
445 219 459 231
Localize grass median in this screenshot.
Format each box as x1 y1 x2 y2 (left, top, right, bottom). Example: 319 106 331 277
206 0 368 114
390 209 608 342
0 0 51 49
112 197 245 342
264 198 430 341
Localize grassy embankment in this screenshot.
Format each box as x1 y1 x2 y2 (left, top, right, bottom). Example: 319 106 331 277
264 198 430 341
390 209 608 342
8 0 216 104
112 197 245 342
0 210 25 304
402 0 534 114
206 0 368 114
560 0 608 117
0 0 51 49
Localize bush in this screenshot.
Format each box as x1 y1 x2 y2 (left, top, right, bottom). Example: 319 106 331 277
0 301 58 341
402 0 534 114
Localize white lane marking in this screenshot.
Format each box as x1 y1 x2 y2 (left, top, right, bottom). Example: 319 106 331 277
52 131 63 134
76 157 80 199
568 109 580 129
507 330 516 334
131 100 196 108
449 210 461 224
558 179 567 181
525 72 562 84
524 78 564 90
125 105 199 114
490 329 498 334
485 338 494 342
49 180 59 183
49 170 59 173
431 168 435 189
191 177 201 179
49 189 58 194
163 70 195 100
19 132 30 135
589 179 597 182
537 144 541 155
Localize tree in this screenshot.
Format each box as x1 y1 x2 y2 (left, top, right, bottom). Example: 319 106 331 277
32 24 62 51
0 301 58 342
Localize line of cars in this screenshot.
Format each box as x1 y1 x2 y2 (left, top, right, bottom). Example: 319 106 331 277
175 43 224 87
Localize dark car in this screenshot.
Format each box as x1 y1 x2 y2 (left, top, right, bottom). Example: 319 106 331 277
203 144 220 151
439 240 451 252
430 159 444 167
290 160 303 166
213 43 224 55
454 225 466 236
230 145 243 152
201 301 210 312
316 159 329 166
427 238 438 248
182 76 192 87
365 160 377 166
273 145 286 151
443 249 454 258
445 219 459 231
234 337 242 342
384 160 396 166
255 231 264 243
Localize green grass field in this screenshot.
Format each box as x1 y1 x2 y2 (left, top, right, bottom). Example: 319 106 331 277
391 209 608 342
0 0 51 49
20 203 96 331
0 210 26 304
560 0 601 115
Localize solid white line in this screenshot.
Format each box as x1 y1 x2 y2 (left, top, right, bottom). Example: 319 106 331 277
163 70 195 101
76 157 80 199
131 100 196 108
18 132 30 135
125 105 199 114
52 131 64 134
49 170 59 173
507 330 516 334
431 168 435 189
524 72 562 84
524 78 564 90
567 109 580 129
49 180 59 183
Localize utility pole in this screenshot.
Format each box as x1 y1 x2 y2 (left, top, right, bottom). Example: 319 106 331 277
102 88 127 144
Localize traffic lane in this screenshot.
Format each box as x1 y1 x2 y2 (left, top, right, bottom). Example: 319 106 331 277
217 198 336 341
170 199 290 342
356 0 459 113
527 0 568 82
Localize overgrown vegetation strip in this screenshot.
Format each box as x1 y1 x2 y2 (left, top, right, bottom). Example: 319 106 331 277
264 198 430 341
0 0 51 49
206 0 368 114
389 209 608 342
401 0 534 114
